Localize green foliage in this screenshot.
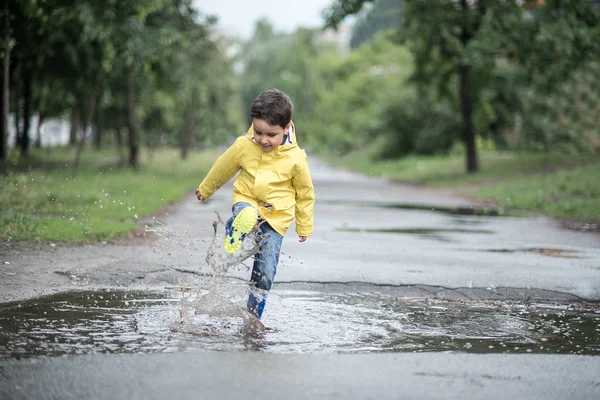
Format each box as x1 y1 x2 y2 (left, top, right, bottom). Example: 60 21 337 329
325 0 376 29
323 0 600 162
240 26 463 158
309 32 460 157
519 60 600 152
311 34 407 154
369 91 461 158
349 0 404 49
7 0 243 161
238 21 339 146
507 0 600 89
315 47 375 150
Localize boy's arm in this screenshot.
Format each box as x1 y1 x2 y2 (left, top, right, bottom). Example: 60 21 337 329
198 139 242 199
292 153 315 237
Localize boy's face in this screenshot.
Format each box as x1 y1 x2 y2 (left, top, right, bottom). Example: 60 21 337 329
252 118 289 152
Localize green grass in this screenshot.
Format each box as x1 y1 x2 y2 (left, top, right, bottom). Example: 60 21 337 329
330 151 600 223
474 163 600 222
1 147 218 243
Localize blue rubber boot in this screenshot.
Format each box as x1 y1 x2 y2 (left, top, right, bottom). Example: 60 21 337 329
247 290 267 319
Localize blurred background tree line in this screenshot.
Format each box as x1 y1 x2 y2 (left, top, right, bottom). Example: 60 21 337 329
0 0 241 176
1 0 599 176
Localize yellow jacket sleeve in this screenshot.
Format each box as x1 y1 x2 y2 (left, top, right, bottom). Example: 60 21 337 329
198 139 241 199
292 152 315 236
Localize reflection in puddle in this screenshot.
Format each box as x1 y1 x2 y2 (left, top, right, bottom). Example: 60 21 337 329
336 227 494 241
0 287 598 358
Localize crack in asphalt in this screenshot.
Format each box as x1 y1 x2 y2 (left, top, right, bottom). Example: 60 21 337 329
266 280 596 304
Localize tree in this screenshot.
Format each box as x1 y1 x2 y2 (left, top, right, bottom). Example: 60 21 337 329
326 0 600 171
130 1 241 158
326 0 514 172
0 0 9 175
350 0 403 49
3 0 242 174
9 0 46 158
62 0 115 176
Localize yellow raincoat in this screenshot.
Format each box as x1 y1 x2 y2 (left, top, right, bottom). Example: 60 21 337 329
198 122 315 237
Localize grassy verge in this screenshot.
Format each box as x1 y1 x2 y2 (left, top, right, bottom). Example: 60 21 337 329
1 146 218 243
329 151 600 223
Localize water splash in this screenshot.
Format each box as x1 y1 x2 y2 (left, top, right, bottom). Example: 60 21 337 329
161 215 267 336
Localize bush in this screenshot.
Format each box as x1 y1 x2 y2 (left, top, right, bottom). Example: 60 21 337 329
519 61 600 153
368 96 461 160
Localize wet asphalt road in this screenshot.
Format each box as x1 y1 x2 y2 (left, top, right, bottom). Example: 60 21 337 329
1 352 599 400
1 160 599 399
1 161 599 302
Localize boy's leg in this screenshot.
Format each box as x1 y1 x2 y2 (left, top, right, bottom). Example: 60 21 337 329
224 202 258 254
247 221 283 319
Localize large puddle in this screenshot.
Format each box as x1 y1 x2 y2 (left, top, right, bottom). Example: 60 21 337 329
0 284 598 359
322 200 505 217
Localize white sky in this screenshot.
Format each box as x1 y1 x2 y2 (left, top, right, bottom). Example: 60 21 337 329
192 0 337 39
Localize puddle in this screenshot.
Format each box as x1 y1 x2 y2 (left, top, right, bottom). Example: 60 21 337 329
480 248 586 259
0 286 598 359
324 200 505 217
336 227 494 241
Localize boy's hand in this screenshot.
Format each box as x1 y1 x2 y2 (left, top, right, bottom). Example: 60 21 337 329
299 236 307 243
195 189 206 203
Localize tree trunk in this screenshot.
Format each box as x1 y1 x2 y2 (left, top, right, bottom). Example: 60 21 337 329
146 109 159 161
113 112 125 163
459 0 478 173
13 97 19 147
114 125 122 148
0 0 9 175
72 69 102 177
19 69 32 157
94 106 102 149
180 106 194 160
69 102 79 146
489 119 507 150
459 63 478 172
115 125 123 149
35 114 45 148
125 67 139 169
117 126 126 164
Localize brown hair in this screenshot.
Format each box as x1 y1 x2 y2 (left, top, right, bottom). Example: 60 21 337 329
250 89 293 128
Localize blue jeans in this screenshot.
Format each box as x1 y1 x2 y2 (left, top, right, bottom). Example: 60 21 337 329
229 202 283 319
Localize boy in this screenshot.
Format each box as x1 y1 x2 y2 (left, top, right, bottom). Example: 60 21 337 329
195 89 315 319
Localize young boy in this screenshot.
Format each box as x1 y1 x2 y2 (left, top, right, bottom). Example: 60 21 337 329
195 89 315 319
